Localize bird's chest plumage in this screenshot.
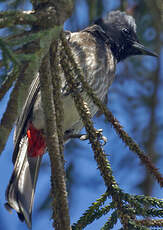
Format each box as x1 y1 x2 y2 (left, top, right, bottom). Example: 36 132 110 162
32 31 116 133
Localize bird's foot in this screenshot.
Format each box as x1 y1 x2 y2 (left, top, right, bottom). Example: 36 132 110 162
94 129 108 146
67 129 107 146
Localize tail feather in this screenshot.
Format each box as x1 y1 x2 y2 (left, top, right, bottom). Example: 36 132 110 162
5 136 42 229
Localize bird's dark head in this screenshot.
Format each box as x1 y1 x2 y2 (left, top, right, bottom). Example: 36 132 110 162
95 11 158 62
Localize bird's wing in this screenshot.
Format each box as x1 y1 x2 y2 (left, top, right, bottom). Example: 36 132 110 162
6 73 47 227
12 73 40 163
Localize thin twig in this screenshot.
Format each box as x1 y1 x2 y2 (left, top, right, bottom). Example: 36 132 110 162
72 191 111 229
0 67 19 101
0 10 36 28
135 219 163 227
0 62 29 154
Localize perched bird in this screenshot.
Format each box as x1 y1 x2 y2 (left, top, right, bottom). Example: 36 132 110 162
5 10 157 228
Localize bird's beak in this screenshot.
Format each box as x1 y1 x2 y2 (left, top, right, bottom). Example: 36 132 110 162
132 41 158 57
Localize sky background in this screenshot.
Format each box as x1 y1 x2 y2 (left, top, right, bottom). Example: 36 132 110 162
0 0 162 229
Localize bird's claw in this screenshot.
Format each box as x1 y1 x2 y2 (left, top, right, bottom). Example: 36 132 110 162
95 129 108 146
79 134 88 141
66 129 107 146
80 129 107 146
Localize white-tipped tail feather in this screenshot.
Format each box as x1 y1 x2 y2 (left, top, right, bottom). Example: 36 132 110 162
5 136 42 229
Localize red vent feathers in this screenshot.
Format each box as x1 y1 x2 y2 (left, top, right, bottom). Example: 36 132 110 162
27 123 46 157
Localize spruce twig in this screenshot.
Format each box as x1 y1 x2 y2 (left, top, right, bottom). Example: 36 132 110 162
39 53 71 230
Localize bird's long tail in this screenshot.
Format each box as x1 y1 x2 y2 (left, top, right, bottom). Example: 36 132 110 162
5 135 42 229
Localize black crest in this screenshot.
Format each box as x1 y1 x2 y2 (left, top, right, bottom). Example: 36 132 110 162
95 11 157 62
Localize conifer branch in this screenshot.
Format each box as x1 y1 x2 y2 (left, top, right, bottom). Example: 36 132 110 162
39 53 71 230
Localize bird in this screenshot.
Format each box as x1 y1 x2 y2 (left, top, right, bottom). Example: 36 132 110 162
5 10 157 228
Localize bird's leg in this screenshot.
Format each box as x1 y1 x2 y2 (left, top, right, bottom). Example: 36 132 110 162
64 132 87 141
67 129 107 146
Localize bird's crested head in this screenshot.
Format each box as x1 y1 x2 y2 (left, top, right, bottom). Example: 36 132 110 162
95 11 158 62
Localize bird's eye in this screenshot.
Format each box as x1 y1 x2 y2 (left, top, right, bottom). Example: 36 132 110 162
122 28 130 35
